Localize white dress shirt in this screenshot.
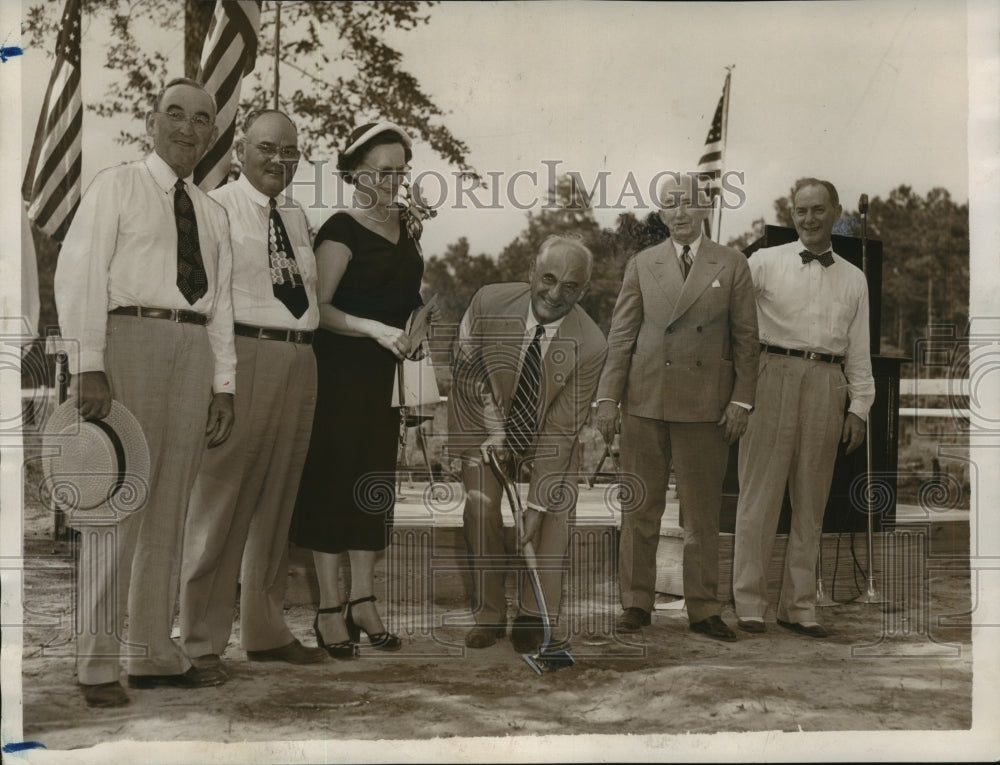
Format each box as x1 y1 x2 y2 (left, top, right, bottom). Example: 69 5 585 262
209 174 319 331
748 239 876 419
55 152 236 393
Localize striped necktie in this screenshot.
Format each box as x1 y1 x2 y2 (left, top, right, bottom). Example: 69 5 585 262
174 179 208 304
506 324 546 455
680 244 693 280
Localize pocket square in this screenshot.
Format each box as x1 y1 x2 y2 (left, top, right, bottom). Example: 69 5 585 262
711 279 721 287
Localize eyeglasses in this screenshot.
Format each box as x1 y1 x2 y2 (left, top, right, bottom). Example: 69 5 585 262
355 164 411 185
249 142 301 160
155 109 213 130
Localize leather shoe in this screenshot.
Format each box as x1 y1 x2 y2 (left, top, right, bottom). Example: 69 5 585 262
737 618 766 634
690 615 738 642
190 653 227 674
777 619 830 638
465 624 506 649
127 665 227 689
615 607 651 633
510 616 544 654
247 639 328 665
81 681 130 708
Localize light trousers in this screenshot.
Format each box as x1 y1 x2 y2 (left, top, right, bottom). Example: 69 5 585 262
180 334 317 656
75 315 213 683
733 354 847 623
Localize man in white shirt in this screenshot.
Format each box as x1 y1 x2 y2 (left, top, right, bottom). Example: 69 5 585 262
448 236 608 653
179 110 326 669
732 177 875 638
594 172 759 642
55 77 236 707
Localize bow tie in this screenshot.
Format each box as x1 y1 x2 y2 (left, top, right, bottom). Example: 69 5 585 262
800 249 834 268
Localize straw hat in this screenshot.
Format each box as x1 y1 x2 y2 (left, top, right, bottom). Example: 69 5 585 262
41 399 150 524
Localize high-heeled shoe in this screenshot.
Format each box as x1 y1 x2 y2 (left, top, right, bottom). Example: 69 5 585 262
313 605 359 659
345 595 402 651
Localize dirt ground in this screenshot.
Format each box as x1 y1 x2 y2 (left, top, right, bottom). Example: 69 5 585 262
9 465 978 764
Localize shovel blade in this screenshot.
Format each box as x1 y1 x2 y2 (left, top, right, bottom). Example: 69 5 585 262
523 649 575 673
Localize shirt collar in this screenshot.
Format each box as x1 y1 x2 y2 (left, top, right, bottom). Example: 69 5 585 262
145 151 194 192
526 302 566 337
236 172 276 208
672 235 703 258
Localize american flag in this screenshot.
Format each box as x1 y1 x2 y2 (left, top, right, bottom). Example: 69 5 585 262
194 0 262 191
696 70 732 239
22 0 82 243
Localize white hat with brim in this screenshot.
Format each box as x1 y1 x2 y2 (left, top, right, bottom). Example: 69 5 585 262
344 121 413 156
41 398 151 524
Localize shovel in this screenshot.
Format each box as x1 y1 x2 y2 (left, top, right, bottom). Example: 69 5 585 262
486 447 575 674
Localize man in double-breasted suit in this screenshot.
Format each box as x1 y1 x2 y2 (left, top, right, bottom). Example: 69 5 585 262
449 235 608 654
595 173 759 641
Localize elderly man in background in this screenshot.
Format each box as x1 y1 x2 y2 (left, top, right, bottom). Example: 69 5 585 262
732 178 874 638
55 77 236 707
449 236 608 654
179 109 327 672
595 172 759 642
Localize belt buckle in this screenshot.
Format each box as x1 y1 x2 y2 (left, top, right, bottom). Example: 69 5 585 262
291 330 303 344
805 351 819 361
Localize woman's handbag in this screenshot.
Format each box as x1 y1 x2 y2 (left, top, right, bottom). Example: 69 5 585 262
391 297 440 408
391 349 440 408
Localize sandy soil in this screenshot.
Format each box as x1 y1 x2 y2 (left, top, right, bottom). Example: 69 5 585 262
14 487 973 755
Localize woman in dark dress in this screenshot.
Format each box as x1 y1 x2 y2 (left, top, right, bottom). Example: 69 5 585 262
291 122 424 655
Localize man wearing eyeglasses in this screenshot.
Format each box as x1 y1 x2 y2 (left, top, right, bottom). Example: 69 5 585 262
55 77 236 707
179 109 327 671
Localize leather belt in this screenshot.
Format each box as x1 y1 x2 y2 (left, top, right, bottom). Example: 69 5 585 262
761 343 844 365
109 306 208 325
234 322 314 345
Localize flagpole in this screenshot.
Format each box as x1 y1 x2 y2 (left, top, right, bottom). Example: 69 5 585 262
715 66 733 242
273 2 280 109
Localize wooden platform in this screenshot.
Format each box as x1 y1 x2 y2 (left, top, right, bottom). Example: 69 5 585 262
330 480 971 611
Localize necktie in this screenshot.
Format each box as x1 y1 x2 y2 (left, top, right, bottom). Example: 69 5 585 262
174 179 208 304
505 324 546 455
800 249 834 268
680 245 694 280
268 199 309 319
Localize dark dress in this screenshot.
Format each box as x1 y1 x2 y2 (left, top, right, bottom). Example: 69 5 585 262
290 212 423 553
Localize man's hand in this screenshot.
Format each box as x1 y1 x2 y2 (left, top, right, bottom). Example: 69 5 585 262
206 392 235 448
521 507 544 552
479 432 509 467
717 402 749 445
76 371 112 420
594 400 619 445
842 412 866 454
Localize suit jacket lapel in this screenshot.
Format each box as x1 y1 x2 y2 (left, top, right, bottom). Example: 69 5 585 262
647 240 685 314
670 240 724 322
484 291 531 412
538 309 579 421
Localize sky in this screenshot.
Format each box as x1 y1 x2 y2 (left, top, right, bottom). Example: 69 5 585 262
16 0 971 259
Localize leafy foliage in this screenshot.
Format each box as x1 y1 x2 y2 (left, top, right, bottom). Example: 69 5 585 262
22 0 475 172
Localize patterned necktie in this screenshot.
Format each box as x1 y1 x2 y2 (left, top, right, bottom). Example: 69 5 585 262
680 244 694 280
800 249 834 267
268 199 309 319
174 179 208 304
506 324 546 455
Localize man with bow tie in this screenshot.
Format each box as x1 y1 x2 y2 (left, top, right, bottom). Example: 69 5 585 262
595 172 759 642
179 109 326 670
732 177 875 639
